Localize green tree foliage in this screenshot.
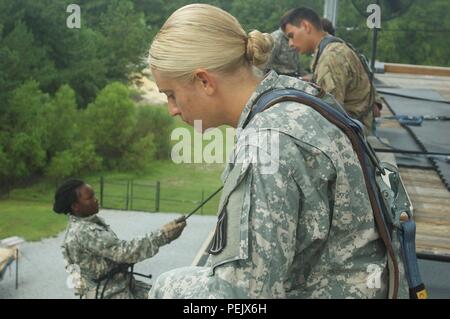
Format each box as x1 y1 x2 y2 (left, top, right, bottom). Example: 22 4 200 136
122 133 156 170
0 0 151 107
229 0 321 32
83 82 137 168
1 81 50 183
338 0 450 67
46 141 102 180
377 0 450 66
44 85 80 157
0 20 56 102
98 0 151 80
135 106 174 160
0 0 172 186
82 83 165 170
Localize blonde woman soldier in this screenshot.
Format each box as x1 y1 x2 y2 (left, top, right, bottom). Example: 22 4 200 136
148 4 403 299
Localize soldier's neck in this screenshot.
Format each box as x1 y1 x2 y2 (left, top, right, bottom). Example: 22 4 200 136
220 69 262 128
313 32 329 51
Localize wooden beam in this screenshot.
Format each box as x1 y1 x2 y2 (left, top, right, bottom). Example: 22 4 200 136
384 63 450 77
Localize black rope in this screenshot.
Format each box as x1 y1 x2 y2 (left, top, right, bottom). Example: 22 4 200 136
378 89 450 104
131 271 153 280
185 186 223 220
93 263 153 299
374 148 450 158
380 115 450 121
93 264 131 299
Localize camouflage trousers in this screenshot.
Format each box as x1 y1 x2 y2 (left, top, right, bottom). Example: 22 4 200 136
148 266 244 299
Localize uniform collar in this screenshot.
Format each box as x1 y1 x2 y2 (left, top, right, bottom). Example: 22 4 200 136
69 213 107 227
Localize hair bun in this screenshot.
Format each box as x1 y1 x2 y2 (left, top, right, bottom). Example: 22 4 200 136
53 179 84 214
53 199 71 214
245 30 274 67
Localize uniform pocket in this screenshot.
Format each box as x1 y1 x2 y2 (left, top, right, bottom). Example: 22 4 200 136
208 162 252 273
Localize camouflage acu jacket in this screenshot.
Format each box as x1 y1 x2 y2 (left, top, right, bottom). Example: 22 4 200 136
265 29 300 76
61 214 169 299
149 71 408 299
311 40 375 134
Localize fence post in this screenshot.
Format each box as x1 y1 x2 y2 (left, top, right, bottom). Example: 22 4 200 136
125 180 130 210
201 190 205 215
100 176 104 207
130 180 134 211
155 181 160 212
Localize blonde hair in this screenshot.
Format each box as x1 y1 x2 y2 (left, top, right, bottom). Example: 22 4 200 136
149 4 273 81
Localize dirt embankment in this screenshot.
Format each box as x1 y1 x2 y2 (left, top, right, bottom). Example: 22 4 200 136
130 68 168 105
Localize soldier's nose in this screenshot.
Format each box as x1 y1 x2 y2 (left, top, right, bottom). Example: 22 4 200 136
168 101 182 117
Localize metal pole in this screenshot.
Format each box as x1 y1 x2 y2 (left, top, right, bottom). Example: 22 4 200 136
125 180 130 210
15 248 19 289
130 180 134 211
324 0 339 28
370 29 379 81
100 176 104 207
370 0 381 81
155 181 160 212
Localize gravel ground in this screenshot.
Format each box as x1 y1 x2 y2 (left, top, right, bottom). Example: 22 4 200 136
1 209 449 299
0 209 216 299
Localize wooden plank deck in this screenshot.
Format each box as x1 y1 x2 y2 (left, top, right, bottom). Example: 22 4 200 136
400 167 450 257
376 74 450 258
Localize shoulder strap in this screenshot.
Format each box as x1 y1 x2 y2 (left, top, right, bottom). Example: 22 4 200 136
313 35 374 79
245 88 400 299
312 35 344 74
245 88 363 133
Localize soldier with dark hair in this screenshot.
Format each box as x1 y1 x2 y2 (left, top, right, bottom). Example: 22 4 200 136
54 179 186 298
281 7 376 134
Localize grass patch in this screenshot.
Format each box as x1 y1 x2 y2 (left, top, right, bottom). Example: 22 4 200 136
0 200 67 241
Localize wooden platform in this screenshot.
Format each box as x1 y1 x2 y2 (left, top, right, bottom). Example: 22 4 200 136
400 167 450 258
376 74 450 259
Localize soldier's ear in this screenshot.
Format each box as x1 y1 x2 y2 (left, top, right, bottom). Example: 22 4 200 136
194 69 216 96
302 20 312 34
71 202 79 214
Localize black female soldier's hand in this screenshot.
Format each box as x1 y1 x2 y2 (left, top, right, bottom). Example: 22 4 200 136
161 216 187 243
